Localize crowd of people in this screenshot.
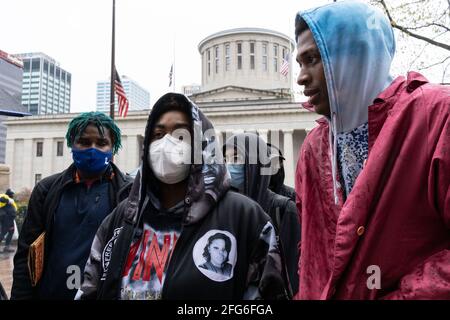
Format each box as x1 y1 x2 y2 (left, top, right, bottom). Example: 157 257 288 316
3 1 449 300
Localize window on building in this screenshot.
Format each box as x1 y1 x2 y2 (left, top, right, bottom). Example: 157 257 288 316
207 50 211 76
36 141 43 157
225 43 230 71
262 43 268 71
250 42 255 70
35 174 42 185
237 42 242 70
29 104 38 115
274 44 279 72
31 59 40 71
44 61 49 73
215 46 219 74
23 61 30 71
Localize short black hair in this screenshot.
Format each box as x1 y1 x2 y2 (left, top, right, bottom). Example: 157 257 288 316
66 112 122 154
202 232 232 263
295 15 310 42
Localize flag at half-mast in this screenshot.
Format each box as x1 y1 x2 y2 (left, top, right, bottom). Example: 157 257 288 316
114 68 129 117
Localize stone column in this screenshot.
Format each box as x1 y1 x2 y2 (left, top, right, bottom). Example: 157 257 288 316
283 130 295 187
215 130 223 150
257 129 268 143
127 135 140 173
114 135 127 171
23 139 33 188
43 138 54 178
5 138 14 189
0 164 11 192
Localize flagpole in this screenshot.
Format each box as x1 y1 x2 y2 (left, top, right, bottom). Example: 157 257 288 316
109 0 116 120
173 35 175 92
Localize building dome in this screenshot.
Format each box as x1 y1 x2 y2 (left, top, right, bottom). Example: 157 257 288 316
198 28 295 93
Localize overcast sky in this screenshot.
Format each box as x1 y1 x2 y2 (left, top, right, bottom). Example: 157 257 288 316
1 0 446 113
1 0 334 112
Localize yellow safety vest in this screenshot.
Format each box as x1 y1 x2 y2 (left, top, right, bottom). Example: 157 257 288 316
0 194 18 210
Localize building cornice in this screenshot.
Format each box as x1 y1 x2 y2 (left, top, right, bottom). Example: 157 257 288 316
198 27 295 52
4 103 312 127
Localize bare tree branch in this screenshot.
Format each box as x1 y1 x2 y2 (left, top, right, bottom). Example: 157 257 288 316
394 0 431 10
405 22 450 32
379 0 450 51
408 41 430 71
409 29 449 70
442 61 450 83
418 55 450 71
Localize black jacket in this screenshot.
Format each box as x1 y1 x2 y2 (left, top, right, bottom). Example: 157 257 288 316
225 133 301 296
277 184 296 202
77 93 290 300
11 162 133 300
0 195 16 219
0 198 16 228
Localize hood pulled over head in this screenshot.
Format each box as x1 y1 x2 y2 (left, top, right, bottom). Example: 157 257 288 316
224 133 271 207
296 0 395 133
131 93 230 225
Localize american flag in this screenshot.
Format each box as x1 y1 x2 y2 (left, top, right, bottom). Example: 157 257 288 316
114 69 129 118
168 64 173 87
280 53 290 76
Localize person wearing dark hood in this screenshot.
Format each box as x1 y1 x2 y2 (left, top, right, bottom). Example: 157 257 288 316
224 133 300 296
0 188 17 253
76 93 290 300
11 112 133 300
267 143 296 202
294 1 450 299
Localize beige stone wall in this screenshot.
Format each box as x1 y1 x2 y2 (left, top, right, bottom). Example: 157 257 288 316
5 105 318 191
0 164 10 192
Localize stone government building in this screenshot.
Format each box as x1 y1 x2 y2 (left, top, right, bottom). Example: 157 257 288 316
5 28 319 192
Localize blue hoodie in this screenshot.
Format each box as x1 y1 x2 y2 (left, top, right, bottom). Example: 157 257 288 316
296 0 396 201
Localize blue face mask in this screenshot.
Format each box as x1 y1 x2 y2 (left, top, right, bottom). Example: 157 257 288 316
72 148 112 175
227 164 245 192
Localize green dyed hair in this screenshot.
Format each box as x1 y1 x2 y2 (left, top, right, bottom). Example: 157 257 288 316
65 112 122 154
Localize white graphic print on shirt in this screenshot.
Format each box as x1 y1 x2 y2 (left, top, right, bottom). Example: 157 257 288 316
120 223 180 300
192 229 237 282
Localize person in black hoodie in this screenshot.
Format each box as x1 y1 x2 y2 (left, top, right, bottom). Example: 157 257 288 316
267 143 296 202
0 189 17 253
11 112 133 300
76 93 290 300
224 133 300 296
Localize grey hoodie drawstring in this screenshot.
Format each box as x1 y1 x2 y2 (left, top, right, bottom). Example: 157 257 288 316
328 113 340 205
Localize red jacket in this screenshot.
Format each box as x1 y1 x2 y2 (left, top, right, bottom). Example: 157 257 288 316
295 72 450 299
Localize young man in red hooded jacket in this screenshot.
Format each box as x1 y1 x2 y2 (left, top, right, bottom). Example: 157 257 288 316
294 1 449 299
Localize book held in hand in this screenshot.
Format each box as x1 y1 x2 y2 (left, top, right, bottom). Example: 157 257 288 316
28 232 45 287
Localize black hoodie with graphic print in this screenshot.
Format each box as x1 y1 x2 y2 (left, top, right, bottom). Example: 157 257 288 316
77 93 290 300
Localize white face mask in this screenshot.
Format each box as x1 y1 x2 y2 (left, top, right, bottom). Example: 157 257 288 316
148 134 191 184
